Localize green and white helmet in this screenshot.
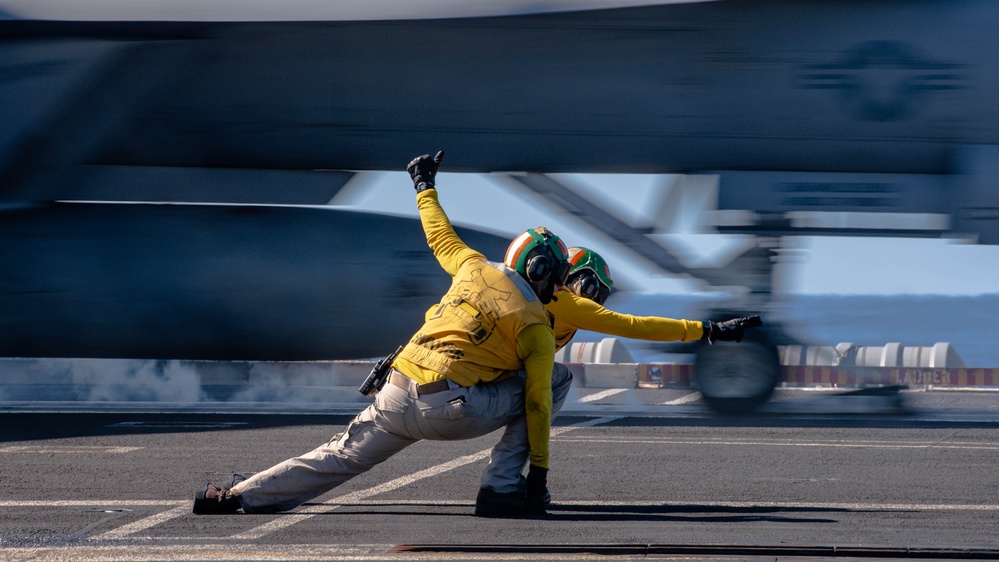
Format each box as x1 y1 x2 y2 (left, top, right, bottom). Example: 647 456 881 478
565 247 614 304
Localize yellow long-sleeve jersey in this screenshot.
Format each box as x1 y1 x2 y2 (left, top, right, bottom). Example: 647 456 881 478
546 289 704 350
394 189 557 468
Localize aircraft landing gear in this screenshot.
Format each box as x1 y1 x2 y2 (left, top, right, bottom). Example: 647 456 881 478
694 334 780 415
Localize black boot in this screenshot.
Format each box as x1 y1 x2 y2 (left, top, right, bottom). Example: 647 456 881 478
517 474 552 505
193 476 244 515
474 487 545 518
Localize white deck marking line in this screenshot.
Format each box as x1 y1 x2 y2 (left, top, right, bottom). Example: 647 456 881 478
0 500 184 507
578 388 627 403
553 436 999 450
661 392 701 405
0 445 143 454
93 505 191 540
0 544 399 560
232 416 622 540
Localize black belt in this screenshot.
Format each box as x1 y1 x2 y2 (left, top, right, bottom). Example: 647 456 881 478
388 370 451 396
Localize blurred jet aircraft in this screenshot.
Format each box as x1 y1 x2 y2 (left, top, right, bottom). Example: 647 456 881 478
0 0 996 412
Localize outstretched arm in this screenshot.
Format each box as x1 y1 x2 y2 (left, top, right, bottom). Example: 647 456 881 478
408 151 484 276
549 292 705 342
416 189 484 276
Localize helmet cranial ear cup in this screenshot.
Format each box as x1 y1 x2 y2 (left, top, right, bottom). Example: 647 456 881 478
595 284 611 305
574 274 600 300
525 252 553 283
568 270 601 300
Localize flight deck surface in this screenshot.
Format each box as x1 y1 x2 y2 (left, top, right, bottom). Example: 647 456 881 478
2 387 999 561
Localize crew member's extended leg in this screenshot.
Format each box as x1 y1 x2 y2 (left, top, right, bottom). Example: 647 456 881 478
196 381 421 515
230 402 416 513
231 404 417 513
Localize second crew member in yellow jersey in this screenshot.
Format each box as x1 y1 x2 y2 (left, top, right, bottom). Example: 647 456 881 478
554 246 761 347
551 247 702 348
551 247 761 348
481 246 762 504
193 151 572 518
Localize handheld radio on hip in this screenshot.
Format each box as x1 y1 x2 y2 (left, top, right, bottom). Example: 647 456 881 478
358 345 404 397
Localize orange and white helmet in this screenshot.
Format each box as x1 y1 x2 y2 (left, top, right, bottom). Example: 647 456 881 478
504 227 571 298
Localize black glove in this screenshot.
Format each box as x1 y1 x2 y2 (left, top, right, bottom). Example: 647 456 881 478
524 464 549 515
406 150 445 192
702 315 763 344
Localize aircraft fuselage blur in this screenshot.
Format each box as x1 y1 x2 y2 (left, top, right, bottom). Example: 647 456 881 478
3 2 996 187
0 0 997 360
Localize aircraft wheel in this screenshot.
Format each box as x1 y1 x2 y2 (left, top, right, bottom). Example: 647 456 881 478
694 338 780 415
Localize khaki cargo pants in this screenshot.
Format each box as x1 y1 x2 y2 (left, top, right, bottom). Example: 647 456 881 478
231 363 573 513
